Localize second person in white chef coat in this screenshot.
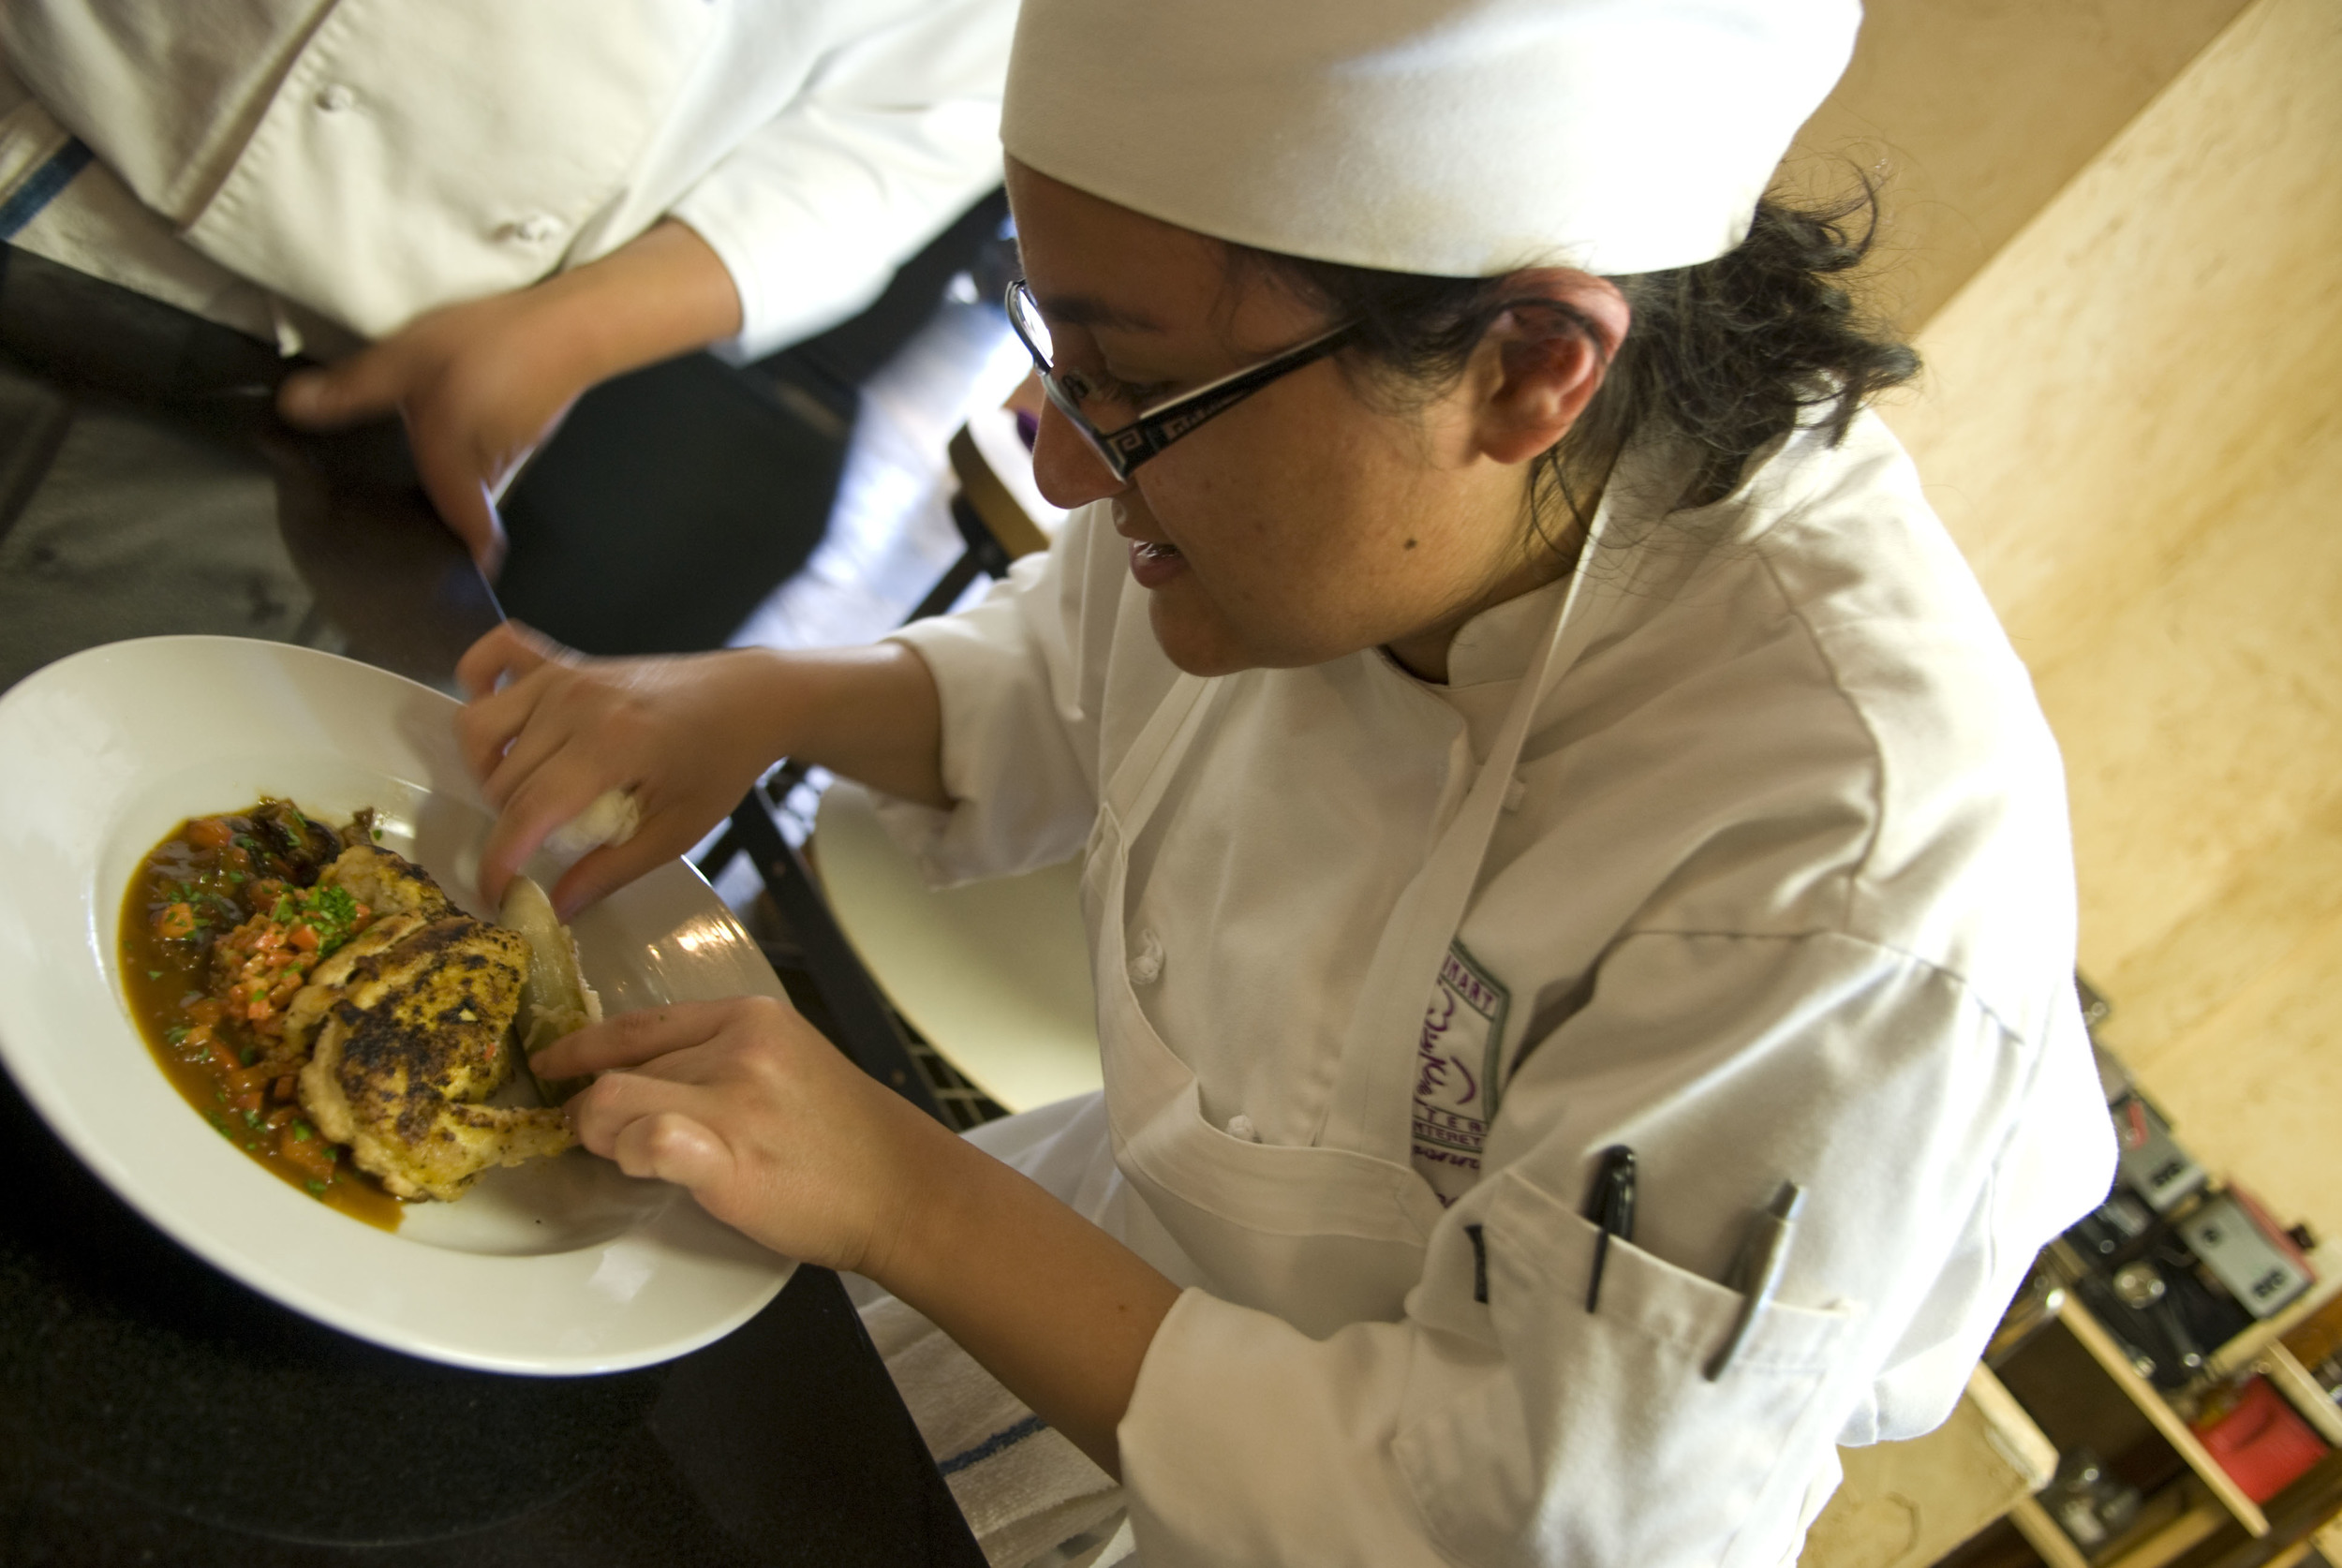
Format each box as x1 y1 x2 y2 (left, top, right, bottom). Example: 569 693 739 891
0 0 1018 569
451 0 2119 1562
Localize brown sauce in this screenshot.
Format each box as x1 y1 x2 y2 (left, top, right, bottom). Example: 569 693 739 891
118 800 405 1231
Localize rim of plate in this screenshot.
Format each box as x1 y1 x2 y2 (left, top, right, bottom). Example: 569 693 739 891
0 635 793 1375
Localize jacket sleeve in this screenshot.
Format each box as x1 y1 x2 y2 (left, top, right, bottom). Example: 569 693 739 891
1115 932 2115 1568
874 503 1138 882
667 0 1013 357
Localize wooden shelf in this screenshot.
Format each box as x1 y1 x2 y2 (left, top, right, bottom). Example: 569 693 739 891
2257 1342 2342 1448
2000 1484 2223 1568
2100 1490 2227 1568
2053 1294 2272 1536
2207 1240 2342 1381
1961 1092 2341 1568
2011 1494 2095 1568
1943 1142 2338 1568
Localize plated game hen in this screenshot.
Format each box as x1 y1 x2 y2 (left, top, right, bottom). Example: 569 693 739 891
288 848 573 1202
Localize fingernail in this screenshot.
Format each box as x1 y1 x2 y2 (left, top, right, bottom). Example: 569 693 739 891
277 375 322 420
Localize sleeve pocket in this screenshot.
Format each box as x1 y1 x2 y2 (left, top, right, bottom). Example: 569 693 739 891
1394 1173 1863 1568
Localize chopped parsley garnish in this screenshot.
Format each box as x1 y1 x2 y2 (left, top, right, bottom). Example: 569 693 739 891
305 1181 328 1195
267 881 365 957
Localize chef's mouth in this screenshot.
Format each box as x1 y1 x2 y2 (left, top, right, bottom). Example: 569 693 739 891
1127 537 1187 587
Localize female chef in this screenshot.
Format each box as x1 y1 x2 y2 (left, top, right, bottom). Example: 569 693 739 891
457 1 2117 1562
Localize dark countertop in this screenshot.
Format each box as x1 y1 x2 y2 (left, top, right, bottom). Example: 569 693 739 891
0 244 982 1567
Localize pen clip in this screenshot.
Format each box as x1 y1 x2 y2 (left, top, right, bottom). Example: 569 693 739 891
1582 1145 1637 1314
1704 1180 1803 1381
1582 1145 1637 1229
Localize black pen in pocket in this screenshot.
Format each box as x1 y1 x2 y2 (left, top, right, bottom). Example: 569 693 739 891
1581 1144 1636 1313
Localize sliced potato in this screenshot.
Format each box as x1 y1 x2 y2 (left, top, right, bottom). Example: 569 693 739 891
498 874 600 1106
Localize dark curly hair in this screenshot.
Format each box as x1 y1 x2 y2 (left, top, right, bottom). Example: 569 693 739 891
1230 180 1918 551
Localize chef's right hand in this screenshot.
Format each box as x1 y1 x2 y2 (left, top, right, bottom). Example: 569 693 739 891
455 622 788 915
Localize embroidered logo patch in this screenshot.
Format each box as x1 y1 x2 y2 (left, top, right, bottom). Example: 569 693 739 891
1412 942 1509 1204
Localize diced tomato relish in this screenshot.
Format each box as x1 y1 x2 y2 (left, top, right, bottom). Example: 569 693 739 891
118 801 402 1231
210 899 372 1037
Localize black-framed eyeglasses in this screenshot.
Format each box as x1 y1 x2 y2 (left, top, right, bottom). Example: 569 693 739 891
1005 278 1358 483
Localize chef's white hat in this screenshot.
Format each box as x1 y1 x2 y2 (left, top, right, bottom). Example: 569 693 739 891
1002 0 1861 278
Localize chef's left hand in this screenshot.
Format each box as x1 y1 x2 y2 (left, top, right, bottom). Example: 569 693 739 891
533 995 951 1275
540 993 1183 1479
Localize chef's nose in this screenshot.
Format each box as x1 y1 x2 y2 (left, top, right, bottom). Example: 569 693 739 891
1030 399 1131 510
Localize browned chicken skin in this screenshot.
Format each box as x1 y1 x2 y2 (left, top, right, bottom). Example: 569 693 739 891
289 849 574 1202
322 843 455 923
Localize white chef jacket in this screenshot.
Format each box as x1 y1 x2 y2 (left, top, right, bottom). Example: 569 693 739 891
879 410 2117 1568
0 0 1014 354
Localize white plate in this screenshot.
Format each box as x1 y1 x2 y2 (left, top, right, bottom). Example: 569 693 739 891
0 635 794 1374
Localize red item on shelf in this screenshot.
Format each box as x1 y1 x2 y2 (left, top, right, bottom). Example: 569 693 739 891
2193 1375 2330 1503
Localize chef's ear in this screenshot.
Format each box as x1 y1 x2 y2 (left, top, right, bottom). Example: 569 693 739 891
1470 270 1629 466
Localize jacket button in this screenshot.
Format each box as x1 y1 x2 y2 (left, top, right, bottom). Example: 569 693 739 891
1127 930 1164 986
315 84 357 113
508 214 562 245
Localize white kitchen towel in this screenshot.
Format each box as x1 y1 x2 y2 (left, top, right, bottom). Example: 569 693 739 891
862 1291 1134 1568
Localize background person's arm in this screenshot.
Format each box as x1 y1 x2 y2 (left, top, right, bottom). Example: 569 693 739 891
664 0 1015 358
274 0 1020 572
275 220 743 572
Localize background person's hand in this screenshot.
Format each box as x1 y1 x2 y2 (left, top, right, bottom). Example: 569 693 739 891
274 220 746 575
277 288 584 572
454 622 794 914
